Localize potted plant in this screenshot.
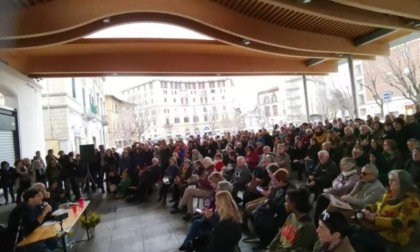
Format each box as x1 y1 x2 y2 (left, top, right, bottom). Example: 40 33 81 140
79 211 102 238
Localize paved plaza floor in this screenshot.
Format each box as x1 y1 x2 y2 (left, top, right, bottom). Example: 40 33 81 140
0 191 253 252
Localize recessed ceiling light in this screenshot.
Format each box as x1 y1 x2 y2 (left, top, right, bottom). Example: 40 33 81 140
242 39 251 45
296 0 311 3
112 73 118 76
103 18 111 23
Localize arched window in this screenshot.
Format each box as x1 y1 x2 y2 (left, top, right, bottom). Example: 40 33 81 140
272 94 277 103
263 96 270 104
272 105 278 116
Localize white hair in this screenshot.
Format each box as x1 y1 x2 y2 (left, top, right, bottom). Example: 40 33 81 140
318 150 329 157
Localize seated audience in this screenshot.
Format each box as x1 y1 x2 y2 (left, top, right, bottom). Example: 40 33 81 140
171 159 193 208
127 158 161 203
313 211 355 252
242 161 279 228
171 157 215 221
230 156 252 203
350 169 420 252
245 168 294 249
194 191 242 252
383 139 405 171
242 155 273 208
351 146 369 168
307 150 340 199
340 164 385 210
313 157 360 226
159 157 179 204
404 145 420 189
179 177 232 251
267 187 317 252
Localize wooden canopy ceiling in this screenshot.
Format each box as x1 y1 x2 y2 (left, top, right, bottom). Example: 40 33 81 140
0 0 418 77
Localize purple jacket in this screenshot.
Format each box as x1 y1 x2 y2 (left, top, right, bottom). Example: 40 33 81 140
328 170 360 196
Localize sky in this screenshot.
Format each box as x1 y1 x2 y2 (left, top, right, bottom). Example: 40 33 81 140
89 23 290 111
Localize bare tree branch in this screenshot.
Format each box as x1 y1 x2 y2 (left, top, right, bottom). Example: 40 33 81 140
380 44 420 107
363 61 384 117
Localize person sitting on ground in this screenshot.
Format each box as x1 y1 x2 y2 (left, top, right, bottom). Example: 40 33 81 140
313 157 360 226
107 170 121 194
115 170 132 199
179 178 232 251
267 187 317 252
340 164 385 210
313 211 355 252
349 169 420 252
7 188 58 252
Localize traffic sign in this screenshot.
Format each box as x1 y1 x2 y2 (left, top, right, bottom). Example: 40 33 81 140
383 91 392 103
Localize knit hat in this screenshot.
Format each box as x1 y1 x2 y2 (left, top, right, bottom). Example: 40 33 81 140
319 211 350 237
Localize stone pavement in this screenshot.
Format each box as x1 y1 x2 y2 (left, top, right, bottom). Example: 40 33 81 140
0 191 253 252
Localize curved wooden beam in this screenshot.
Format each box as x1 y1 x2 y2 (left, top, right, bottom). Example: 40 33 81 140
331 0 420 20
0 12 375 60
16 53 337 77
264 0 417 31
0 0 388 56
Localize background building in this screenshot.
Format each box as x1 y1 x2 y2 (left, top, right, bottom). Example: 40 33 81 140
41 77 107 153
105 95 136 148
282 76 328 124
0 61 44 164
256 87 285 128
121 79 236 141
359 38 420 118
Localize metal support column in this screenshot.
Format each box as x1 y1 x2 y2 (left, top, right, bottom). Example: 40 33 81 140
302 74 310 123
347 55 359 118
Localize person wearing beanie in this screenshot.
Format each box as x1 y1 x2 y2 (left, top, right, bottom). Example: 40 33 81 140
314 211 355 252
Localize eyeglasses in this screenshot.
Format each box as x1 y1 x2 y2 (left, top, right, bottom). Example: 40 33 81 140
320 210 330 221
361 172 372 176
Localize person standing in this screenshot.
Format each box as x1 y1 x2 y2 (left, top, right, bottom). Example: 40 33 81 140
0 161 16 205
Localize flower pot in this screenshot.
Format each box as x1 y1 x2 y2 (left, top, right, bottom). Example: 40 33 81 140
88 228 95 238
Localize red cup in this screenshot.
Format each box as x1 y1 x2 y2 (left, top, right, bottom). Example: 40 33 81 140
72 205 77 214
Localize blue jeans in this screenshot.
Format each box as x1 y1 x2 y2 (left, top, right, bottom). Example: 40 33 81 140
182 218 212 246
350 230 392 252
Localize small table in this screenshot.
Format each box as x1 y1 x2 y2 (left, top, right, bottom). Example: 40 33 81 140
17 201 91 250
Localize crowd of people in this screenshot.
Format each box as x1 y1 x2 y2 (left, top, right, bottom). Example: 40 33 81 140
1 113 420 252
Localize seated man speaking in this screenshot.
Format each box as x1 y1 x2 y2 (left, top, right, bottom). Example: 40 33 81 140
7 187 57 252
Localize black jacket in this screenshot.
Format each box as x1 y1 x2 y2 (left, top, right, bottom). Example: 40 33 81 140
200 219 241 252
311 160 340 189
0 167 17 187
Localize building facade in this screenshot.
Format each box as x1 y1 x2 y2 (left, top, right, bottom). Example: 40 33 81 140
256 87 284 128
121 79 236 141
359 38 420 118
41 77 107 154
105 95 136 148
281 76 328 124
0 61 45 164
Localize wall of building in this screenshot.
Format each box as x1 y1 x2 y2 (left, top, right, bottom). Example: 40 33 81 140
360 38 420 117
0 61 45 158
105 95 135 148
122 79 236 140
41 77 107 153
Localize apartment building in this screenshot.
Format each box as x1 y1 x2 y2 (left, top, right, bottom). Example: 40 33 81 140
105 95 136 147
